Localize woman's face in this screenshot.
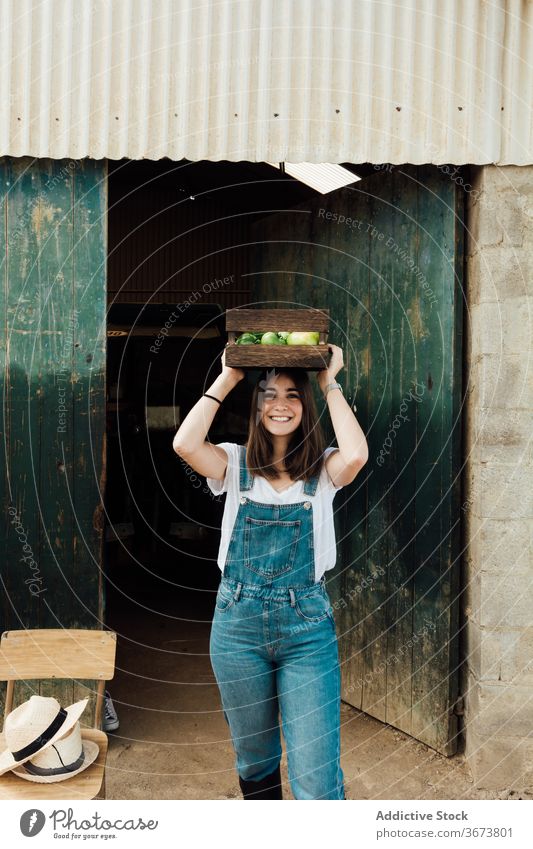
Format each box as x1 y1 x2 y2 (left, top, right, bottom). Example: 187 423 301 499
259 373 303 435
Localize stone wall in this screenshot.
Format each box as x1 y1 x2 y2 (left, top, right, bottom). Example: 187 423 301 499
463 165 533 791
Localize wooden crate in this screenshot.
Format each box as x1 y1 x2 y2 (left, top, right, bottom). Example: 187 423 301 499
225 308 330 370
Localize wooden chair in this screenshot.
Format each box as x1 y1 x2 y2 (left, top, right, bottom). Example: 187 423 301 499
0 629 117 800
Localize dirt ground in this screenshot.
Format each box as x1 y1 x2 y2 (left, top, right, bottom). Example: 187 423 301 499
103 562 515 802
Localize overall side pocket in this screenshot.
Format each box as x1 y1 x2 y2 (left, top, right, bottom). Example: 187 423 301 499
215 581 236 612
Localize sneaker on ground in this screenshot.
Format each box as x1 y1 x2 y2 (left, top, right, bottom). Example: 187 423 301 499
103 690 120 732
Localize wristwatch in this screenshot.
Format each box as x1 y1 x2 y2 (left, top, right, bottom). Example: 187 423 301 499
324 381 343 399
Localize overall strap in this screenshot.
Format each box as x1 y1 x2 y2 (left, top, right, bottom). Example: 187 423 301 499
240 444 319 496
239 445 254 491
303 471 320 496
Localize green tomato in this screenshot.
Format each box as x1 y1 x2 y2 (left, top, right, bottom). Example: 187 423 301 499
277 331 290 342
236 332 258 345
260 331 281 345
286 331 320 346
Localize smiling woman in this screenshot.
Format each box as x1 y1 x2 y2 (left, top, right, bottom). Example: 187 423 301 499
172 345 368 800
245 368 325 485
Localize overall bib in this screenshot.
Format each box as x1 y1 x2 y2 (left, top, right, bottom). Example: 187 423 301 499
209 445 345 800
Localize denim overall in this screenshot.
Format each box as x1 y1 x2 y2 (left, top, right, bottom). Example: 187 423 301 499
209 445 345 800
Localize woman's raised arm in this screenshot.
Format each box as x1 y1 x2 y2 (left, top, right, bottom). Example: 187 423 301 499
317 344 369 488
173 349 245 480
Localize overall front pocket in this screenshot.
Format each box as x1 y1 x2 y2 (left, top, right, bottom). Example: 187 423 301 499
243 517 302 578
294 590 334 624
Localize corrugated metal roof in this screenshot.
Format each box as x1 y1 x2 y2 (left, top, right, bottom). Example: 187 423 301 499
0 0 531 164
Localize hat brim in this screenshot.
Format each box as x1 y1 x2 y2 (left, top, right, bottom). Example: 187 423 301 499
0 698 89 776
10 738 99 783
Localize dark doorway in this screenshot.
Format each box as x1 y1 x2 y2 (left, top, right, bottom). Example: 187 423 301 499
102 158 464 767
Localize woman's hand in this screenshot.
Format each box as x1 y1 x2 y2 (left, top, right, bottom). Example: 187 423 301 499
220 345 245 385
316 344 344 394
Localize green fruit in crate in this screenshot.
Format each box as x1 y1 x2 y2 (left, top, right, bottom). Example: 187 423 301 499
277 331 290 342
236 332 258 345
260 331 280 345
286 331 320 346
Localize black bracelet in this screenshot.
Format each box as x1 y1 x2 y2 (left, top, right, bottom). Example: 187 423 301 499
203 393 222 405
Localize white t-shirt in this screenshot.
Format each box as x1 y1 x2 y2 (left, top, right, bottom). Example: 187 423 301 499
205 443 344 582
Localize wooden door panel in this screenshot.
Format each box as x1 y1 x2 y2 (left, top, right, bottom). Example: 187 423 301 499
0 158 107 716
251 165 463 754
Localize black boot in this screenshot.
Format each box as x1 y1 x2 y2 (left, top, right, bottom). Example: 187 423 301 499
238 764 283 800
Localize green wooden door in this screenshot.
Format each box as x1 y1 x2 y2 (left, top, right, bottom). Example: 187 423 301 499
0 158 107 710
252 165 463 754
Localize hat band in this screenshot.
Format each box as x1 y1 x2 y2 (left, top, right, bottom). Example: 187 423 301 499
22 748 85 777
11 707 68 761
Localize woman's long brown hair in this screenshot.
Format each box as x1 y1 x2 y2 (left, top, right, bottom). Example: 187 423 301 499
245 368 326 482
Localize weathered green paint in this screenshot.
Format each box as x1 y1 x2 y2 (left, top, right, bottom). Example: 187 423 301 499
0 158 107 717
409 166 463 752
252 165 463 754
385 167 418 734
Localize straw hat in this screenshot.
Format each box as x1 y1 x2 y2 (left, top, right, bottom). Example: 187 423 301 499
11 720 99 783
0 695 91 777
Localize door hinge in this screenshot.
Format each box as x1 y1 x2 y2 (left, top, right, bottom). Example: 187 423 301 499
452 696 464 716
